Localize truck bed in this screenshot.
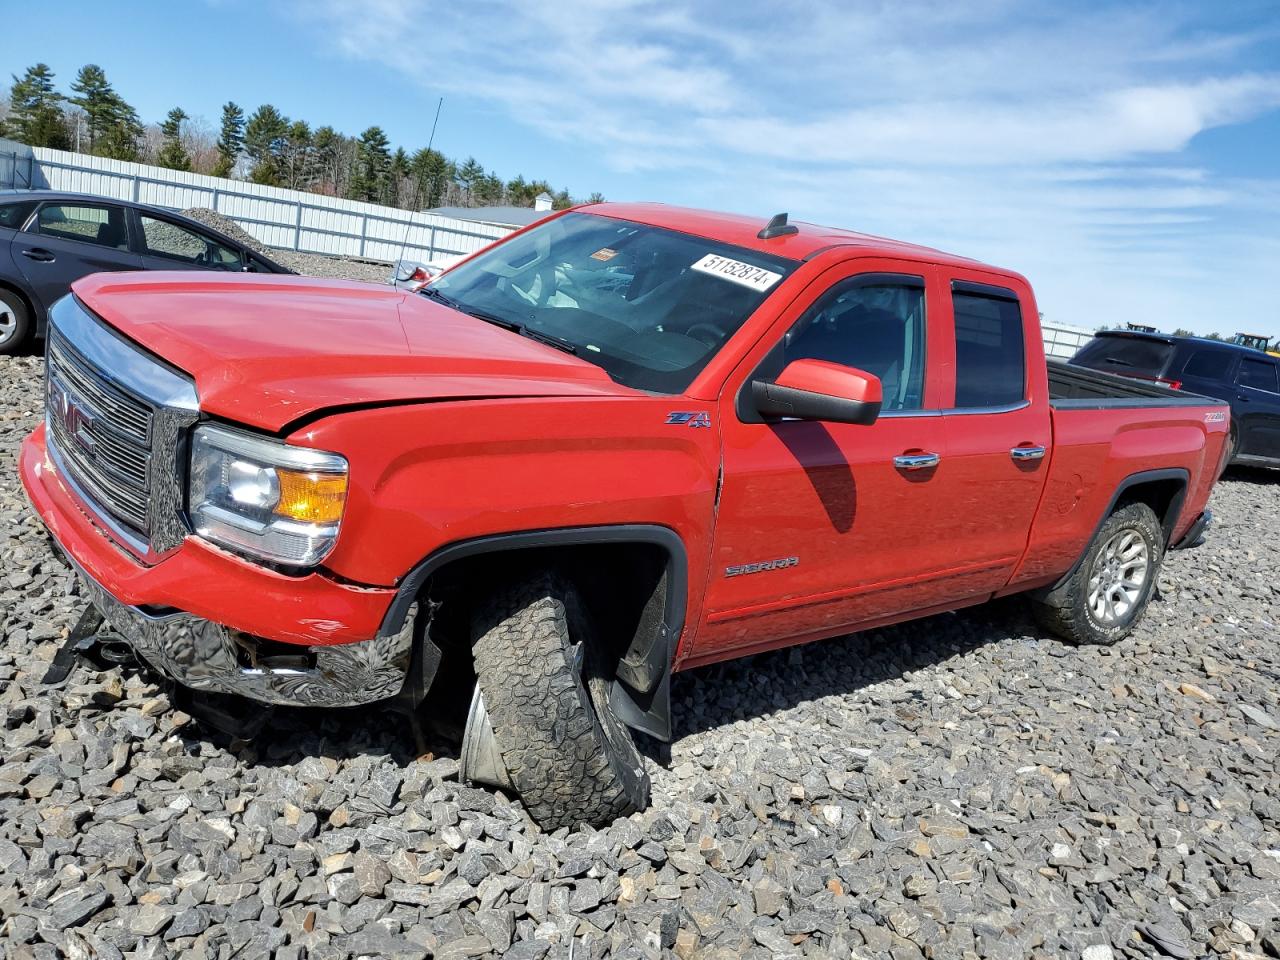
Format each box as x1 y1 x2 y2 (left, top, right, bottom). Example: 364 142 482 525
1048 359 1215 409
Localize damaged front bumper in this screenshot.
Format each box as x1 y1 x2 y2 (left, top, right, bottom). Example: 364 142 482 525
64 551 415 707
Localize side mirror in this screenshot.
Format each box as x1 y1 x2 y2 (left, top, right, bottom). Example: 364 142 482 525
392 259 420 282
752 358 882 425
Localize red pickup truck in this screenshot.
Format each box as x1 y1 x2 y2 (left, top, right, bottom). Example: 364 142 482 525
21 203 1228 828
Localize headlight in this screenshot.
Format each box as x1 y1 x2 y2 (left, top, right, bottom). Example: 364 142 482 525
189 424 348 567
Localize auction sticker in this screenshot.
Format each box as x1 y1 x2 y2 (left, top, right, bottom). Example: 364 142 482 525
691 253 782 292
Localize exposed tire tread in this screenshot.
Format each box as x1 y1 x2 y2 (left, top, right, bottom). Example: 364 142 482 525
471 573 649 830
1032 502 1164 646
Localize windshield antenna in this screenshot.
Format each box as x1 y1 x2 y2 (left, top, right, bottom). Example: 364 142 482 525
758 212 798 240
394 96 444 273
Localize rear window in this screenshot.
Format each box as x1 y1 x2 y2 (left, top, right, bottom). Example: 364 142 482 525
1181 349 1234 380
1072 336 1175 377
0 200 36 229
1238 357 1280 393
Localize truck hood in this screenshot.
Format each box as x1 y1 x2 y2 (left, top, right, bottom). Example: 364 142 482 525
71 272 628 432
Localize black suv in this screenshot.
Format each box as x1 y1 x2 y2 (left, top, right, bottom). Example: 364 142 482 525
0 190 290 354
1071 330 1280 469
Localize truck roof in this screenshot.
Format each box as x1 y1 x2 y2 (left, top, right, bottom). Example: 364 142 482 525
584 201 996 272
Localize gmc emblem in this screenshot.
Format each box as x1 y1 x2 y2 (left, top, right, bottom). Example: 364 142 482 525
50 379 98 457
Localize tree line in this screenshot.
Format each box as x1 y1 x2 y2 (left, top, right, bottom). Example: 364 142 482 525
0 63 603 212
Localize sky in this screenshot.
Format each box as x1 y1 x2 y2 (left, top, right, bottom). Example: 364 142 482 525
2 0 1279 337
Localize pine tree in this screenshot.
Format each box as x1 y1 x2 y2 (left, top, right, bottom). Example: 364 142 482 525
244 104 289 184
7 64 68 149
95 99 143 161
410 147 449 209
552 188 573 210
349 126 391 203
156 107 191 170
282 120 313 189
213 101 244 177
455 156 484 204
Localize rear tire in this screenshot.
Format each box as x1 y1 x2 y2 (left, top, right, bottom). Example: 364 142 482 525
0 289 32 356
469 573 650 830
1031 502 1164 646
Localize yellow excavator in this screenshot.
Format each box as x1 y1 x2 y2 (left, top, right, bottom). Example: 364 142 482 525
1232 333 1280 358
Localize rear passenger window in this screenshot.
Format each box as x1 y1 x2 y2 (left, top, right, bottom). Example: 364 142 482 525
782 278 926 411
1182 350 1233 379
952 287 1025 407
34 203 129 249
1239 358 1280 393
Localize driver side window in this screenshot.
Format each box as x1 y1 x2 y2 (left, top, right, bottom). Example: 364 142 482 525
782 277 927 411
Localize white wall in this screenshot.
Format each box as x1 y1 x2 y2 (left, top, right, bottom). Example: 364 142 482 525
7 140 514 264
1042 320 1094 359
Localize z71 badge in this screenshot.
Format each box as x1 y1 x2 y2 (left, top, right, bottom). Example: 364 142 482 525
726 556 799 577
666 411 711 428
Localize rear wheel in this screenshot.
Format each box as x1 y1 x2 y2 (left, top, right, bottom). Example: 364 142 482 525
463 573 649 830
0 289 31 356
1031 502 1163 645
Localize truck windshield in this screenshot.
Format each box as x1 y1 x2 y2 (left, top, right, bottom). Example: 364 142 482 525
1072 335 1176 378
425 212 796 393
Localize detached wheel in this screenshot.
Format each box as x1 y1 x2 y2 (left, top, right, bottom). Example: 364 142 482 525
0 289 32 356
463 573 649 829
1031 502 1163 645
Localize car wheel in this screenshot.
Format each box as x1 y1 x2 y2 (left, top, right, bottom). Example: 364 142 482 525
0 289 31 355
463 572 650 830
1031 502 1164 646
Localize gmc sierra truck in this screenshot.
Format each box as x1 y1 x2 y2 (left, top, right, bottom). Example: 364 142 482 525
21 203 1228 829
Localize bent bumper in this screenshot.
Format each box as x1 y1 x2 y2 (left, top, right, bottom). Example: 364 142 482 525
65 551 415 707
21 424 411 707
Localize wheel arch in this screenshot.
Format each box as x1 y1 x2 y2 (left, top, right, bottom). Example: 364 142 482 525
0 278 42 335
380 524 689 741
1051 467 1188 590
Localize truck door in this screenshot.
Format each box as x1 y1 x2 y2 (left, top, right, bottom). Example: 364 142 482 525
936 277 1051 592
700 260 982 658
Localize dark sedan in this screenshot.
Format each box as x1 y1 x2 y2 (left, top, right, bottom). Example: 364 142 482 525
0 190 290 353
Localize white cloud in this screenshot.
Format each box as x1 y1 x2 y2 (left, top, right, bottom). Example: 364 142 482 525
300 0 1280 335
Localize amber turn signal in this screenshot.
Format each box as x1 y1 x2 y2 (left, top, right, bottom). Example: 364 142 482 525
273 470 348 524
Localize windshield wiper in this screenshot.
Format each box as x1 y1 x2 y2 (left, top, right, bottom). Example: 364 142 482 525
419 285 460 309
459 307 579 355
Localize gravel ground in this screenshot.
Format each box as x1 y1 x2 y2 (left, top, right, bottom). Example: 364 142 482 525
179 208 393 284
1 351 1278 959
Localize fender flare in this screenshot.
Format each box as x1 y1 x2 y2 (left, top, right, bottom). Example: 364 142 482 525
1050 467 1189 590
378 524 688 741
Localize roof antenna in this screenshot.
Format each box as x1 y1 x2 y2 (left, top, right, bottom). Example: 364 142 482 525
394 96 444 272
758 212 798 240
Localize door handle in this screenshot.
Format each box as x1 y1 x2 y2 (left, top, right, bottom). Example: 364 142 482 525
1010 444 1047 461
21 248 54 262
894 452 941 470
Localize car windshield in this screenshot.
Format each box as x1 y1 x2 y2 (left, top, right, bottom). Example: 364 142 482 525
426 211 796 393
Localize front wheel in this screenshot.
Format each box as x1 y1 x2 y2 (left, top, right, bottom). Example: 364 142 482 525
1031 502 1164 645
464 573 650 830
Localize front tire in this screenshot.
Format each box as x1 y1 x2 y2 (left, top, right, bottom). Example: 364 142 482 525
0 289 32 356
1031 502 1164 645
467 573 650 830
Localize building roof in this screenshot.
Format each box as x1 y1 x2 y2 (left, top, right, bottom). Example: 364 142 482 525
428 205 551 228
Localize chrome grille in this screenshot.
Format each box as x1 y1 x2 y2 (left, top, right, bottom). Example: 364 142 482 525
43 296 200 562
47 331 154 536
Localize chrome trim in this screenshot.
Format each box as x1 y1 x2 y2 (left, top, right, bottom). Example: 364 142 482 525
894 452 940 470
193 423 347 473
942 400 1030 416
45 296 199 562
1010 445 1047 461
61 550 414 708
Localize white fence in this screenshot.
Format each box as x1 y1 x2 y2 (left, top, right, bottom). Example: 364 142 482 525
1042 320 1094 359
0 139 512 265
